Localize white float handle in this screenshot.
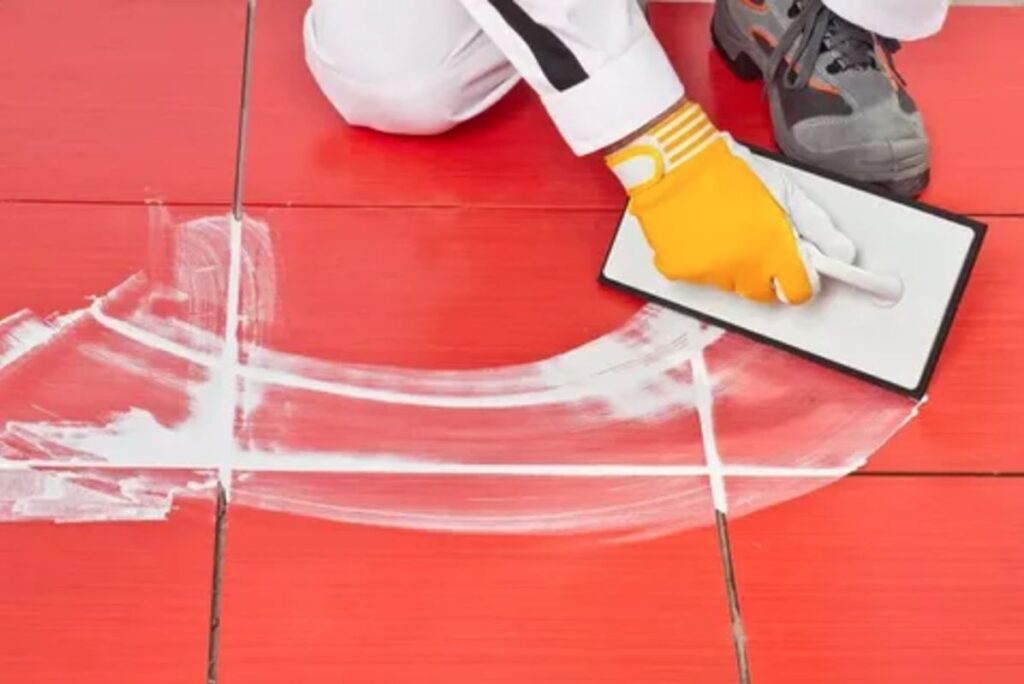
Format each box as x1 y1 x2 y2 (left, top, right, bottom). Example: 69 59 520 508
810 250 904 304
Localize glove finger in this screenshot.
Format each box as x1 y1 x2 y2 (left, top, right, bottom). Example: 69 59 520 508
771 245 820 305
784 180 857 264
734 275 777 304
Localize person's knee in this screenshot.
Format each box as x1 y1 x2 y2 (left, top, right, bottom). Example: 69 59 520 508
303 6 472 136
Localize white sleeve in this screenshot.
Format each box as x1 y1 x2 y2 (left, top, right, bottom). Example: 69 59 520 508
457 0 684 156
823 0 949 40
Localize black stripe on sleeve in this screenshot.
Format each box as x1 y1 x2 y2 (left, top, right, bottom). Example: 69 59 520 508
486 0 588 91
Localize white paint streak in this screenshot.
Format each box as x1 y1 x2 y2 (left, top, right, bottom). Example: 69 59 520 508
0 211 918 531
0 311 56 369
0 309 86 371
0 466 216 523
90 298 215 366
234 486 712 536
89 300 721 413
3 380 224 471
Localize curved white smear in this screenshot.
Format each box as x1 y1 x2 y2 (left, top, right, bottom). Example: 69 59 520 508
0 212 917 534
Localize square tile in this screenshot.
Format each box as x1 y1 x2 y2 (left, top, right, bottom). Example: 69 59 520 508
242 0 616 209
0 0 247 203
232 207 710 470
0 467 217 683
218 476 737 683
725 476 1024 683
866 219 1024 472
0 204 224 681
1 204 236 471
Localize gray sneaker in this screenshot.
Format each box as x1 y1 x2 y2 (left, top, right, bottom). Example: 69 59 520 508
711 0 930 197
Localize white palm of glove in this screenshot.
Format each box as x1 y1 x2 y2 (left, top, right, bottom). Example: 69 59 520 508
728 136 903 304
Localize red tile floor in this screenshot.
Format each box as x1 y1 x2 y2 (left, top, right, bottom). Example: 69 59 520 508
1 2 1022 683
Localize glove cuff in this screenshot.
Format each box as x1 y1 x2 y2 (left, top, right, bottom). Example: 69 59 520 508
604 102 720 195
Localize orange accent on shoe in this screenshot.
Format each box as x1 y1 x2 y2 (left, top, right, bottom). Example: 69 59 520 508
751 27 840 95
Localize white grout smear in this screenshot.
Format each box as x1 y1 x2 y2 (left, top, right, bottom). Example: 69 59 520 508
0 309 85 372
0 210 918 533
0 467 217 523
231 473 717 538
0 311 56 370
236 305 719 413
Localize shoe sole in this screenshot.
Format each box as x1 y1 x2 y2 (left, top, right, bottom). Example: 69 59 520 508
710 4 930 197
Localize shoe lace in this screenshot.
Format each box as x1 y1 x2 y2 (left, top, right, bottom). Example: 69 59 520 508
766 0 906 91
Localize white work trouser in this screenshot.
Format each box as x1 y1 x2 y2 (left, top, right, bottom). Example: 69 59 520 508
304 0 948 156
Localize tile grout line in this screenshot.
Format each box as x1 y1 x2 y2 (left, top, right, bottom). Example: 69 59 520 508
220 213 244 497
7 456 1021 478
0 452 866 477
714 509 750 684
852 469 1024 478
692 352 751 684
0 458 863 478
206 486 229 684
231 0 258 222
207 1 258 683
3 195 1022 220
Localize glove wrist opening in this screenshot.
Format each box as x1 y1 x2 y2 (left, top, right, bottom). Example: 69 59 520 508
605 102 721 194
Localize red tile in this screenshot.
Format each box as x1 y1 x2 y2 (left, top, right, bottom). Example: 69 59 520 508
234 206 707 470
0 473 216 683
659 5 1024 214
655 2 776 151
0 203 149 321
0 203 234 433
647 4 1024 217
218 479 737 684
0 204 221 680
242 206 638 367
0 0 246 203
215 205 738 682
704 332 917 473
899 8 1024 214
866 218 1024 472
727 476 1024 683
242 0 617 210
243 4 1022 214
702 217 1022 476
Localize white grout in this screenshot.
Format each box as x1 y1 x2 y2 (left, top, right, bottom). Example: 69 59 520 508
78 261 865 484
691 351 730 513
0 456 857 479
216 214 245 499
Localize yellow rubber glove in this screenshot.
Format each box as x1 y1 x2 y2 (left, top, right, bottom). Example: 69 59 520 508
605 102 855 304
